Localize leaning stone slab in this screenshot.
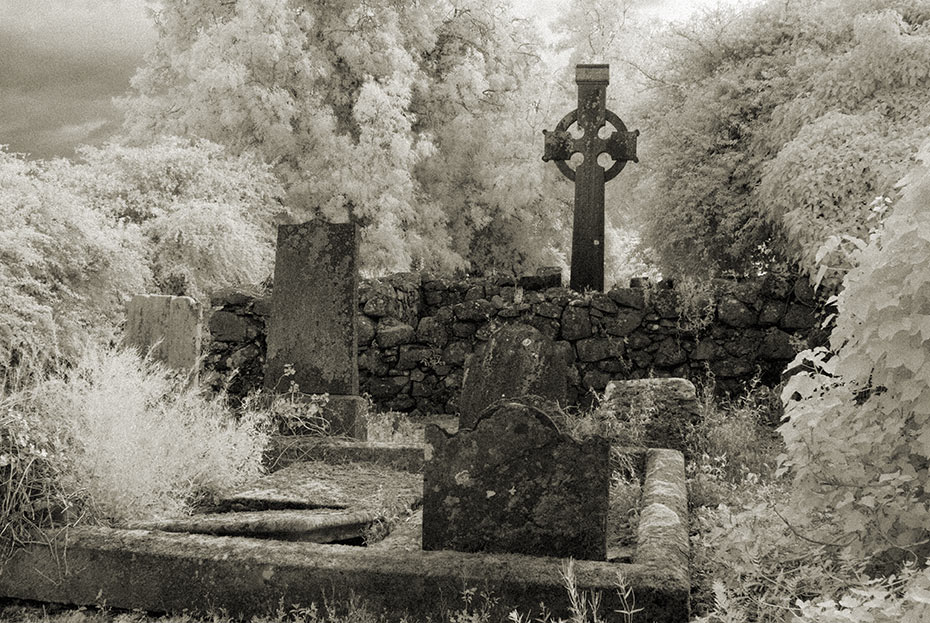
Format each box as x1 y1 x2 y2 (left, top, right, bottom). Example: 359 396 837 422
601 378 701 454
423 401 609 560
215 461 421 518
124 294 202 377
127 508 380 543
458 323 568 429
0 526 688 622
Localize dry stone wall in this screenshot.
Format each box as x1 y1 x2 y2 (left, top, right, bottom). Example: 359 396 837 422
205 271 824 415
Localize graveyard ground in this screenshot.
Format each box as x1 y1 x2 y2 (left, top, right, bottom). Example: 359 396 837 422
0 349 790 622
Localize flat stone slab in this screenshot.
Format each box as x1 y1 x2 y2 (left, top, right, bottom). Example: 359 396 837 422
602 378 701 454
216 461 422 519
127 508 380 543
0 526 689 622
266 437 425 472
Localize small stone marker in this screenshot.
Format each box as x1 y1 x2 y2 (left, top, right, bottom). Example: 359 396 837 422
458 323 568 430
422 401 609 560
601 378 700 454
265 221 366 439
543 64 639 293
124 294 202 380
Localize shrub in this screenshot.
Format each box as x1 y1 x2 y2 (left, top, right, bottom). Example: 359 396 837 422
1 344 271 529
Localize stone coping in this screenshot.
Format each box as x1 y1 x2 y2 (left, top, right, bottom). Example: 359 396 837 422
0 526 688 622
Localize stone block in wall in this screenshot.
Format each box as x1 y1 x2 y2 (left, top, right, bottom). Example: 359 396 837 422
576 337 612 362
416 316 449 348
717 296 757 327
376 318 415 348
582 369 612 391
209 310 260 343
369 375 409 399
602 378 700 454
653 338 688 368
533 301 562 319
561 306 592 340
590 293 618 314
761 328 796 360
711 358 757 378
361 282 396 317
781 304 817 330
758 300 785 326
453 299 495 322
518 271 561 291
605 309 645 337
691 339 722 361
357 316 376 346
452 322 477 338
442 341 471 366
653 290 680 319
464 285 485 301
607 287 646 310
397 346 437 371
525 316 560 341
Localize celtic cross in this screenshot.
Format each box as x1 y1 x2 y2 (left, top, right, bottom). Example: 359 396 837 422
543 64 639 292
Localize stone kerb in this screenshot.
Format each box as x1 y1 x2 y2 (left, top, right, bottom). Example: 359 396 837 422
264 221 366 439
457 322 568 429
124 294 202 380
422 401 609 560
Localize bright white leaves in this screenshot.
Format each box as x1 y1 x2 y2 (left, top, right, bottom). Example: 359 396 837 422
780 142 930 559
121 0 563 276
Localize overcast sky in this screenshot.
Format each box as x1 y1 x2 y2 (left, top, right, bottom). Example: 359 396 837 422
0 0 754 161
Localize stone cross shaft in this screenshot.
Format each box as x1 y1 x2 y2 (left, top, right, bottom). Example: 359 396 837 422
543 64 639 292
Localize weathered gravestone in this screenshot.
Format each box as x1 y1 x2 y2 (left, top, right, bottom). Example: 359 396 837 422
543 64 639 292
422 401 609 560
124 295 202 380
458 323 568 430
601 378 700 454
265 221 366 439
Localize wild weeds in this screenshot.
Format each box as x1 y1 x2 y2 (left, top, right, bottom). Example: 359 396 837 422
0 343 271 534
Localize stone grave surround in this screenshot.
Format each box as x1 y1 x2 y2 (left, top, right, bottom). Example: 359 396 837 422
264 221 366 439
124 294 202 381
422 401 610 561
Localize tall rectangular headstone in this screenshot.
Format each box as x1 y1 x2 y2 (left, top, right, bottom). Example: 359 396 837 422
124 295 202 381
265 222 366 439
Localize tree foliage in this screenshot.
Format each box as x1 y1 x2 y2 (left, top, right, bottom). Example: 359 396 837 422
0 149 148 374
64 137 284 298
632 0 930 278
121 0 568 276
779 142 930 562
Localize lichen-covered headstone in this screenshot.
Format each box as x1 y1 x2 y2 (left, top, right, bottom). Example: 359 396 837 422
124 295 202 379
422 401 609 560
601 378 700 454
458 323 568 429
265 222 366 438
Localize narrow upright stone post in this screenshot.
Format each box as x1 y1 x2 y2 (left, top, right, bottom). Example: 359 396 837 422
265 221 366 439
543 64 639 292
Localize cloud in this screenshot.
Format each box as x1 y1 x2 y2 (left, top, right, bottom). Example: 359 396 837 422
0 0 155 159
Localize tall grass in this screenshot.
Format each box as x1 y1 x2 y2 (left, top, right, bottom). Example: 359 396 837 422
0 344 271 541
